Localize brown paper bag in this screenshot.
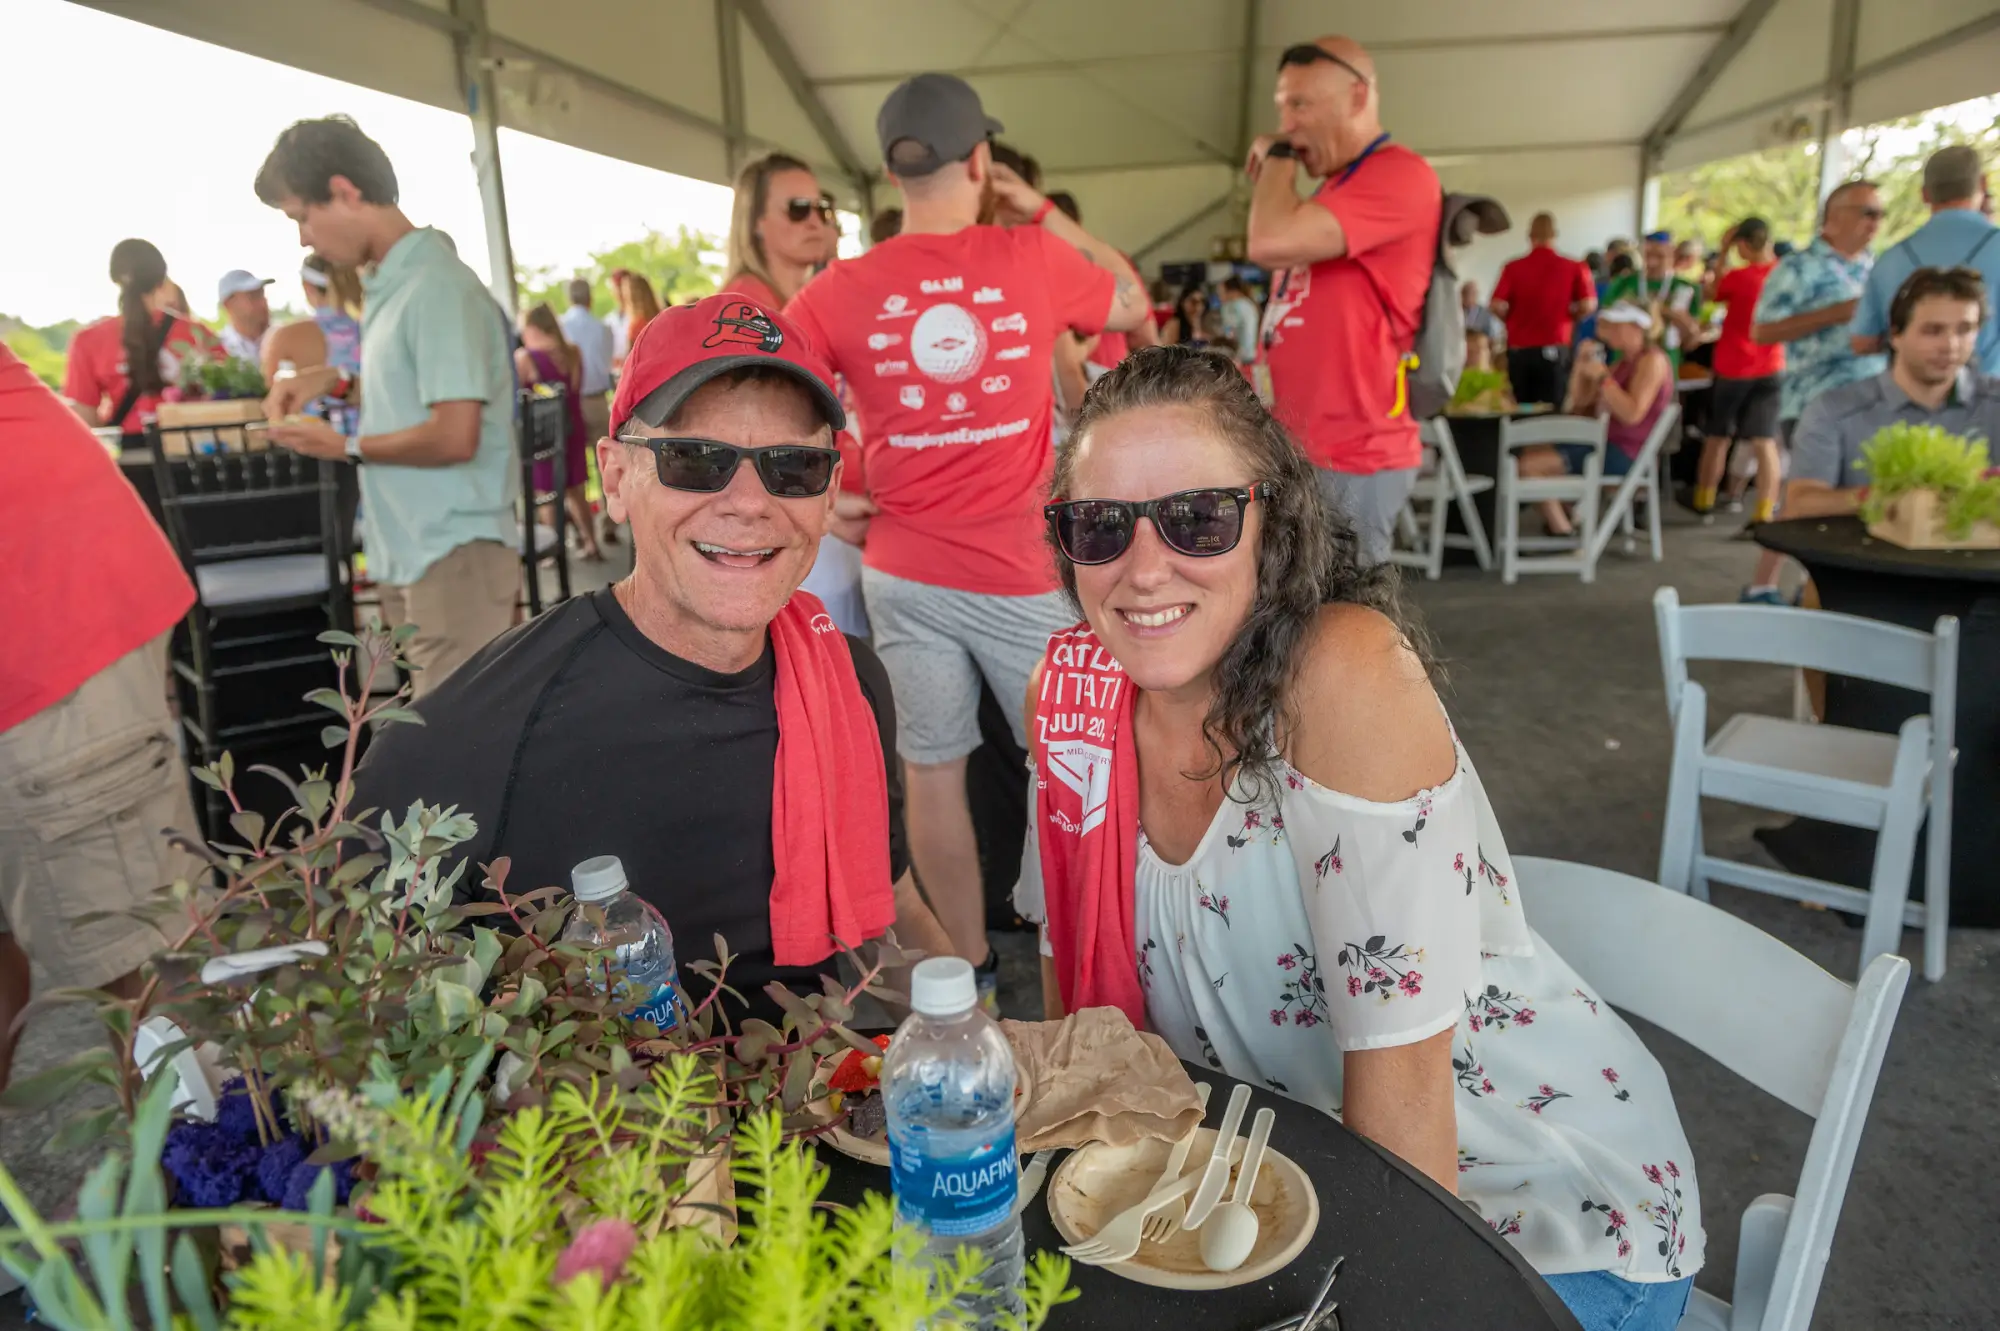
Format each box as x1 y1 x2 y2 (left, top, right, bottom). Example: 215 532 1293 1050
1001 1008 1204 1151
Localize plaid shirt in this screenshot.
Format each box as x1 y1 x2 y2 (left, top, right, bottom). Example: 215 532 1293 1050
1753 238 1886 422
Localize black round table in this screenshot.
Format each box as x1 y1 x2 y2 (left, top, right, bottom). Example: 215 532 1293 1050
1754 516 2000 925
817 1061 1581 1331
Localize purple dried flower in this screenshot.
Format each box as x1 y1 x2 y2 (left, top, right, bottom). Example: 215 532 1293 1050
256 1135 309 1204
214 1080 262 1143
280 1158 356 1212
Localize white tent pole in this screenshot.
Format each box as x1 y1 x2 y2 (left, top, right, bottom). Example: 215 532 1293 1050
717 0 747 178
1816 0 1863 202
450 0 517 315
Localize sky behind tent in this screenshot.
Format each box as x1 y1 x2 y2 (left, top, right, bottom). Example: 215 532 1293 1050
0 0 739 328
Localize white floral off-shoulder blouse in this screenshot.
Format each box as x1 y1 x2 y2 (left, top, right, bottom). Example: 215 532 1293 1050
1018 731 1704 1282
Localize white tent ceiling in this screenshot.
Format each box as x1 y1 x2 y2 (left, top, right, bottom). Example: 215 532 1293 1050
75 0 2000 274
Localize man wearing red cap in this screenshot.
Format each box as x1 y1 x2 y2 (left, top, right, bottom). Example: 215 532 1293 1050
1246 35 1441 565
356 294 952 1021
784 73 1150 994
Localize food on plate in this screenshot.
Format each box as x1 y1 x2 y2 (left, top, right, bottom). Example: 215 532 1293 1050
827 1034 891 1140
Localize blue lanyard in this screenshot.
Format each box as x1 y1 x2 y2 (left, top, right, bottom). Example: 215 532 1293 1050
1335 133 1391 187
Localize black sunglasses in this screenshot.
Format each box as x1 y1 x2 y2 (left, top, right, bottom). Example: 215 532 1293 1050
1277 43 1370 86
616 433 841 497
1045 485 1274 566
784 195 837 225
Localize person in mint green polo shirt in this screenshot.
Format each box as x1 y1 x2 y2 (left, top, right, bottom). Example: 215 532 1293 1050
256 116 520 698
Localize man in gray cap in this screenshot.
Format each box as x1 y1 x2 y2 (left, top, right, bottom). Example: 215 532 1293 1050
1851 144 2000 373
785 73 1148 1003
216 268 273 363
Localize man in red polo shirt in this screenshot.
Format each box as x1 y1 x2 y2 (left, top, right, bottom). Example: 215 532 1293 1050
1247 35 1442 565
1491 212 1597 406
785 73 1149 993
0 344 199 1090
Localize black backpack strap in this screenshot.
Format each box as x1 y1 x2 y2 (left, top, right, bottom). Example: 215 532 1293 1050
109 313 175 432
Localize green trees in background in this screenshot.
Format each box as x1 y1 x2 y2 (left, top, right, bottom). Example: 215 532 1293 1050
2 318 79 388
515 225 723 317
1656 98 2000 251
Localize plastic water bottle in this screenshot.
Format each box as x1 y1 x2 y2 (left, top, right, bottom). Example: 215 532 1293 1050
883 956 1024 1326
561 855 681 1033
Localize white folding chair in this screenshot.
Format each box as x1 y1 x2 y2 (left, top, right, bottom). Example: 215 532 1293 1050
1586 401 1680 569
1391 418 1494 580
1495 414 1608 583
1653 587 1958 981
1517 856 1909 1331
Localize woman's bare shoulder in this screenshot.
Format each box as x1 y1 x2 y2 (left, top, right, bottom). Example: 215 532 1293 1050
1284 603 1454 801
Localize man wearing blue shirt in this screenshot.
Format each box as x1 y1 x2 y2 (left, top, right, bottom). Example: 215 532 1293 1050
257 116 521 697
1850 146 2000 372
1739 180 1888 602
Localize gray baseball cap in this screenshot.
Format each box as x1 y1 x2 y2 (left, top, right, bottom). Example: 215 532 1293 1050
876 73 1003 177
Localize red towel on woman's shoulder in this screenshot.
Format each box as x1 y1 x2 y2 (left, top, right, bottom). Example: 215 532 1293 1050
1033 623 1146 1028
767 591 896 965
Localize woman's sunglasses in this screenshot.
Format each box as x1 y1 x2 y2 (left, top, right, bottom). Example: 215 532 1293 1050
616 433 840 497
784 195 837 225
1045 484 1274 566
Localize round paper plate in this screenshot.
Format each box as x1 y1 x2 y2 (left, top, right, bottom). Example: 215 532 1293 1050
1046 1127 1319 1290
816 1117 891 1167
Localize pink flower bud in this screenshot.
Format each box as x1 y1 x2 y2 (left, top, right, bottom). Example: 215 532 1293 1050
554 1218 638 1290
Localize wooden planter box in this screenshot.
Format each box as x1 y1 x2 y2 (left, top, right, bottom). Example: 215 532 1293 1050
155 399 271 456
1866 487 2000 550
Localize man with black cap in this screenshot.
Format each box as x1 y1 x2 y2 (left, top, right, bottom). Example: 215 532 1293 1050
785 73 1149 994
355 292 953 1021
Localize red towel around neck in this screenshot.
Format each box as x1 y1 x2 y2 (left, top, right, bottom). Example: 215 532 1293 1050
767 591 897 965
1033 623 1146 1028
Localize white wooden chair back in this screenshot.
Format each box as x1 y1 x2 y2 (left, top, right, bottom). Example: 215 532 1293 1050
1496 413 1609 583
1393 417 1493 578
1517 856 1910 1331
1653 587 1953 715
1587 401 1680 569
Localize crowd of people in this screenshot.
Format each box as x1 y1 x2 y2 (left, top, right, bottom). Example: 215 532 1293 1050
13 26 2000 1331
1459 142 1999 601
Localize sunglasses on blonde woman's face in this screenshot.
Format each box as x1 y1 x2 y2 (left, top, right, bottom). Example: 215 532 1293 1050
1045 485 1275 565
783 195 837 225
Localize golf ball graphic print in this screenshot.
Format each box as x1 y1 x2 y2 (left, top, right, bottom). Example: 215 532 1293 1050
910 303 988 383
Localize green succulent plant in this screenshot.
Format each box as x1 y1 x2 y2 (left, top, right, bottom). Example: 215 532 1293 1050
1856 422 2000 537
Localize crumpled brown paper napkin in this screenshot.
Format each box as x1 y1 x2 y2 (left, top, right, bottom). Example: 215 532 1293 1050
1001 1007 1205 1151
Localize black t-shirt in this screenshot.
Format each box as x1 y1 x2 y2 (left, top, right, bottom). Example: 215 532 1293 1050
354 588 909 1021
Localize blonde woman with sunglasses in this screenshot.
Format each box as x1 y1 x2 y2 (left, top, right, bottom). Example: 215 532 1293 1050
722 151 837 307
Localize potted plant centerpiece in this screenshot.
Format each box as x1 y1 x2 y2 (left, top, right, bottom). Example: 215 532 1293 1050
1857 421 2000 549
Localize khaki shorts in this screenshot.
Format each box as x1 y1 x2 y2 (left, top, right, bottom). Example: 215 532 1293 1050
375 538 519 698
0 634 199 989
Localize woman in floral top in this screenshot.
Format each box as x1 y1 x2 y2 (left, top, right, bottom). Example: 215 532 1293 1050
1018 347 1699 1331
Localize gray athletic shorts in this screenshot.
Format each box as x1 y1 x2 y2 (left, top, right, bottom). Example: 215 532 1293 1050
861 567 1073 766
1315 466 1418 567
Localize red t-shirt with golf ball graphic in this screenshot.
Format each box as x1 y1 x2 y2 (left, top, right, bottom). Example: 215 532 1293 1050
786 225 1115 595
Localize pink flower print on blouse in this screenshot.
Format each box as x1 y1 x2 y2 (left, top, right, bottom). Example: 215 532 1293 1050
1520 1083 1571 1115
1468 985 1537 1031
1453 1043 1496 1097
1573 987 1600 1015
1195 886 1232 929
1137 938 1158 989
1637 1162 1688 1277
1275 944 1329 1027
1337 936 1425 1003
1488 1211 1524 1239
1582 1200 1632 1259
1402 794 1433 846
1226 807 1283 850
1314 836 1343 884
1455 850 1475 896
1602 1067 1632 1102
1478 844 1512 904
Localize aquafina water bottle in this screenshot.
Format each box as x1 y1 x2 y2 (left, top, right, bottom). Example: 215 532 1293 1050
883 956 1024 1327
561 855 681 1033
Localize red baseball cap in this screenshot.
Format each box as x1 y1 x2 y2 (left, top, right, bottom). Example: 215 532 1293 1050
610 292 845 434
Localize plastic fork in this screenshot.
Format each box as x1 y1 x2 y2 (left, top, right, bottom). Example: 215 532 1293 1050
1061 1137 1247 1266
1141 1082 1213 1243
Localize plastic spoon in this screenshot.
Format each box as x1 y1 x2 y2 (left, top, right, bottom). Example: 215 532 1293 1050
1200 1106 1275 1272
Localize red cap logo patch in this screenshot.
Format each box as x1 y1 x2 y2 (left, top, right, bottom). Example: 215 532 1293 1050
704 301 785 353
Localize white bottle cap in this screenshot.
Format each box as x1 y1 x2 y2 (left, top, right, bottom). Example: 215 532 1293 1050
571 854 628 903
909 956 977 1016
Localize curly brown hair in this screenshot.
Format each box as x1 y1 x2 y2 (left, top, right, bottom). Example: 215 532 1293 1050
1049 344 1430 803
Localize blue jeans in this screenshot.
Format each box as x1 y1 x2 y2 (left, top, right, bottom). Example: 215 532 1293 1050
1544 1271 1694 1331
